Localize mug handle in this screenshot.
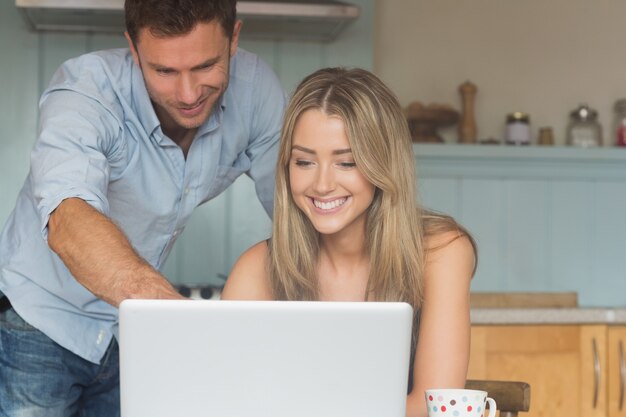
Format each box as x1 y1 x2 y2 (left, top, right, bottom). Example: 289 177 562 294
485 397 497 417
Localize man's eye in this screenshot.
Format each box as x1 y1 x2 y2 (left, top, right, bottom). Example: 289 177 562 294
156 69 174 75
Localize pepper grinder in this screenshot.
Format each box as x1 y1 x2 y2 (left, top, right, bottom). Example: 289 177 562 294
458 81 478 143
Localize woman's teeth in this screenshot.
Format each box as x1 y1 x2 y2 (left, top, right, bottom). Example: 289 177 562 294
313 197 347 210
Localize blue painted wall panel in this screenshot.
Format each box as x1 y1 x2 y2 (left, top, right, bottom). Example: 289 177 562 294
0 1 39 224
415 144 626 307
549 181 594 299
504 180 550 291
591 182 626 306
460 179 507 292
419 178 459 217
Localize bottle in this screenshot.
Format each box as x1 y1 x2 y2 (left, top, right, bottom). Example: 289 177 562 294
614 99 626 146
458 81 478 143
566 104 602 147
505 112 531 145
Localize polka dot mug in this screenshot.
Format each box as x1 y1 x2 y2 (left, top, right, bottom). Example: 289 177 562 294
425 389 497 417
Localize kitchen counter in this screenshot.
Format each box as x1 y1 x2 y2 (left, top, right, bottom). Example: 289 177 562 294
470 308 626 325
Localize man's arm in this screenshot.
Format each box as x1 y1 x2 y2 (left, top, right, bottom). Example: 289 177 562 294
48 198 184 307
245 56 288 217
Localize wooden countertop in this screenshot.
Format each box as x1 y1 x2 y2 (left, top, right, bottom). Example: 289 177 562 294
470 307 626 325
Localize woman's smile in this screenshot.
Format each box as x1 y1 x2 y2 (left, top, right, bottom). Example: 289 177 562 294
311 196 349 213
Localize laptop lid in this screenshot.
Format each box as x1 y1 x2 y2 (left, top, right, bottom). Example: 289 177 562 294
119 300 413 417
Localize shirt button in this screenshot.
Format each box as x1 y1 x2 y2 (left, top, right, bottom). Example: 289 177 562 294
184 188 190 195
96 329 105 345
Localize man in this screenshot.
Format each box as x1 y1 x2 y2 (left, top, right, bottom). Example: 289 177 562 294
0 0 286 415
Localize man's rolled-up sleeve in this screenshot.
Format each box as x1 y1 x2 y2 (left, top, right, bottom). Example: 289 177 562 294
245 60 288 218
31 89 122 240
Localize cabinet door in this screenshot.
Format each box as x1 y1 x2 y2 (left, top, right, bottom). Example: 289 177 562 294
580 325 609 417
468 325 607 417
609 326 626 417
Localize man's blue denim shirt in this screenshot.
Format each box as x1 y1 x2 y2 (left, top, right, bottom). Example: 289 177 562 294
0 47 286 363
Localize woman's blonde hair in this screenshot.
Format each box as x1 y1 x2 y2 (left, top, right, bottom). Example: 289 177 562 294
269 67 475 312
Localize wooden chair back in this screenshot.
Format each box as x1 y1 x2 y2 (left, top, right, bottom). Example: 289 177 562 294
465 380 531 417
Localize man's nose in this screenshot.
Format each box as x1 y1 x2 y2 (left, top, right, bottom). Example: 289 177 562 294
177 73 201 105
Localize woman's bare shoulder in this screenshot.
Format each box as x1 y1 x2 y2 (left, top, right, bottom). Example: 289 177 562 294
425 228 472 249
424 230 475 278
221 241 273 300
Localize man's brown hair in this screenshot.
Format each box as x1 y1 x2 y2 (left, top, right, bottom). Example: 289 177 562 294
125 0 237 44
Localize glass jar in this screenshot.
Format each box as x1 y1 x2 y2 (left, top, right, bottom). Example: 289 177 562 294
566 104 602 147
614 99 626 146
505 112 531 145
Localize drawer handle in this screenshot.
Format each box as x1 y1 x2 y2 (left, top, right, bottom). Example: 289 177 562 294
593 338 600 409
619 340 626 411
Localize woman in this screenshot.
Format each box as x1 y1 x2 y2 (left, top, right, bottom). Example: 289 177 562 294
222 67 477 417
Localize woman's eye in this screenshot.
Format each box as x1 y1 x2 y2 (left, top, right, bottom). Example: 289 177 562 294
338 162 357 168
294 160 313 167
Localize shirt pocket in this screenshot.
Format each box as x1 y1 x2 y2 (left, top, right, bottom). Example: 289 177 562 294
206 152 251 201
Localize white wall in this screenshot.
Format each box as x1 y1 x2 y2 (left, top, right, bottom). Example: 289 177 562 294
375 0 626 146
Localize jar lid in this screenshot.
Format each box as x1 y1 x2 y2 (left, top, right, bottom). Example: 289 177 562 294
570 104 597 121
506 112 529 123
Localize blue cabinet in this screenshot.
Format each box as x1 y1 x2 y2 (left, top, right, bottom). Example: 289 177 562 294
416 144 626 307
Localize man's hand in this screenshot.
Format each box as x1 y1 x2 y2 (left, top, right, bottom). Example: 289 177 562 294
48 198 185 307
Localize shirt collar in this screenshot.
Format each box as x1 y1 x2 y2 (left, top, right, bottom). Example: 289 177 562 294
130 59 160 138
198 94 226 137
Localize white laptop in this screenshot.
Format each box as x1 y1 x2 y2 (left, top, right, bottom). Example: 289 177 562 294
119 300 413 417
